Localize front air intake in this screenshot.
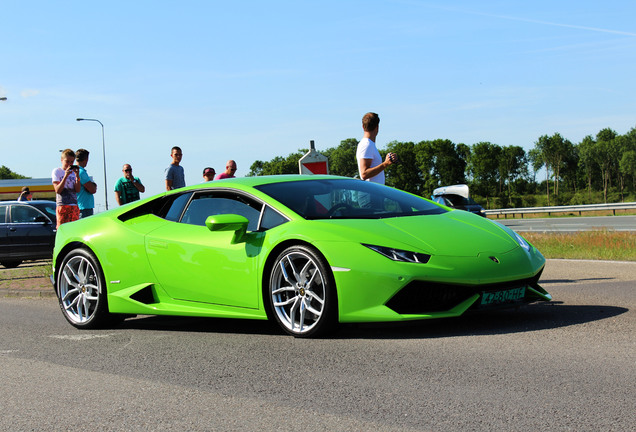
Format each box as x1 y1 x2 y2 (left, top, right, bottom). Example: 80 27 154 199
386 274 542 315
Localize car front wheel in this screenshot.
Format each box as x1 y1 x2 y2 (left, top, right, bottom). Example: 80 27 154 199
56 248 111 329
267 245 337 337
1 260 22 269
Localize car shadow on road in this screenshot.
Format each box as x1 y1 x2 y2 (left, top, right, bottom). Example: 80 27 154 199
118 315 282 335
338 302 629 339
115 301 629 339
540 278 614 284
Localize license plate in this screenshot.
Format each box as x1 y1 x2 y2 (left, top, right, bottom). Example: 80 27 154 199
481 287 526 305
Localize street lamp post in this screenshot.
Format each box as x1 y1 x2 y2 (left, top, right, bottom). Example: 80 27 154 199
76 118 108 210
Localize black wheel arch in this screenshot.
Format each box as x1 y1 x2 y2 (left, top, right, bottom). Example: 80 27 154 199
261 240 339 327
262 240 314 314
53 242 100 290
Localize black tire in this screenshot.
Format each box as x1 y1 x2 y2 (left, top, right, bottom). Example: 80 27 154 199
266 245 338 337
56 248 112 329
1 260 22 269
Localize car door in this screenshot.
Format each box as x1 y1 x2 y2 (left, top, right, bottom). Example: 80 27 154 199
145 191 266 308
0 205 8 260
8 204 55 259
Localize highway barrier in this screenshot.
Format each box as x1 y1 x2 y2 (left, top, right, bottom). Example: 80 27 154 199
485 202 636 218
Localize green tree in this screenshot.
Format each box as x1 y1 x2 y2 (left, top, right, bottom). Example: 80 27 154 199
620 150 636 194
577 135 598 199
532 133 572 202
560 142 580 196
385 141 423 195
595 128 618 202
431 139 467 187
247 150 306 176
469 142 501 207
529 137 550 204
404 139 468 196
413 140 437 194
323 139 359 178
498 146 527 206
0 165 28 179
622 127 636 193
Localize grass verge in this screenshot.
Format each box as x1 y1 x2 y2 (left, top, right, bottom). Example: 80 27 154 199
524 230 636 261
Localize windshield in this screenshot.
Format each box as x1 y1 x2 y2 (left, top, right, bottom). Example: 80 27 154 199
441 194 480 207
255 178 446 220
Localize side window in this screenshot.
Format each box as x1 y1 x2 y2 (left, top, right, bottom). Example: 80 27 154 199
11 205 42 223
163 193 192 222
181 193 262 231
260 206 288 230
39 205 56 222
0 205 6 223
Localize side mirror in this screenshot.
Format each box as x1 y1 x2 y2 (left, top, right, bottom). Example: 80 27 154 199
205 214 249 244
35 215 50 224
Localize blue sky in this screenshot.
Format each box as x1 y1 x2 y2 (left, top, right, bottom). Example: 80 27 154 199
1 1 635 210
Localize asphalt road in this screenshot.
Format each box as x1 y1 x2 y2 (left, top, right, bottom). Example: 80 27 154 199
494 214 636 232
1 259 634 431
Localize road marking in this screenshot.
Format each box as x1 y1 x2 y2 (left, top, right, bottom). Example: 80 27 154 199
50 334 116 341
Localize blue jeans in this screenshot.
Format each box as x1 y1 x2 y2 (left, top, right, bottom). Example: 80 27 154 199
79 208 94 218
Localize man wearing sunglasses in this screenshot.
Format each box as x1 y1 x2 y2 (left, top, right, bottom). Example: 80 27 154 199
214 160 237 180
114 164 145 206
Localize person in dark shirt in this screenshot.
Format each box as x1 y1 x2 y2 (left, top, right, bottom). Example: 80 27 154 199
114 164 145 205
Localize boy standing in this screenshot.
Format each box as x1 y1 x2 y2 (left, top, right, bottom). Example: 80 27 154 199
52 149 81 228
165 146 185 190
75 148 97 218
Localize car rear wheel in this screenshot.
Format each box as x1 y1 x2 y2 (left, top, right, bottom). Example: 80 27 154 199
56 248 112 329
267 245 337 337
1 260 22 268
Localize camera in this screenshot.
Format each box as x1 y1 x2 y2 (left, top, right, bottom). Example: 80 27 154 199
389 153 399 164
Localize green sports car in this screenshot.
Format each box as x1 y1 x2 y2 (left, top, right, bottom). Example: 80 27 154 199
52 175 550 337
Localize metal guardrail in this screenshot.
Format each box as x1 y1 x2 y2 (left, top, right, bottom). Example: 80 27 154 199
484 202 636 218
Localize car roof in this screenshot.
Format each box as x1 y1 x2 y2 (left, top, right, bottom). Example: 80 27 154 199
196 174 347 187
432 184 470 199
175 175 353 194
0 200 56 205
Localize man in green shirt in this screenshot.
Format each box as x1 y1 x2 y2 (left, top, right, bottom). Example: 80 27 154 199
114 164 145 205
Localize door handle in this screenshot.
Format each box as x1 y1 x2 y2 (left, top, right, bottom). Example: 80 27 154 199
148 240 168 249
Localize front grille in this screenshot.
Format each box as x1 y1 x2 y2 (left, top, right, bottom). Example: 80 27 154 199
385 274 542 315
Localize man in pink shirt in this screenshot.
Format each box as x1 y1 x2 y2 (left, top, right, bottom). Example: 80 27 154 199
215 160 237 179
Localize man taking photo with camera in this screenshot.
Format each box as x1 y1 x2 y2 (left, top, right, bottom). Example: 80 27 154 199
356 112 397 185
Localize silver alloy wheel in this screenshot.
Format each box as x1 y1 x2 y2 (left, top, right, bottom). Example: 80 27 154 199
271 250 326 335
58 254 101 324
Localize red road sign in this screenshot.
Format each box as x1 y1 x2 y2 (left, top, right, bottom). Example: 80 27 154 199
299 141 329 175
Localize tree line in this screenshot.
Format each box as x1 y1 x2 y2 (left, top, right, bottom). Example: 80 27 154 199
249 126 636 208
0 165 28 180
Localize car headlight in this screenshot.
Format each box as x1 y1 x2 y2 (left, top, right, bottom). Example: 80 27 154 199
490 220 533 253
513 232 531 252
363 244 431 263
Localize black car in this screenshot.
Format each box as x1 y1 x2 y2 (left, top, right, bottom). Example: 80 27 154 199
0 200 57 268
431 184 486 217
